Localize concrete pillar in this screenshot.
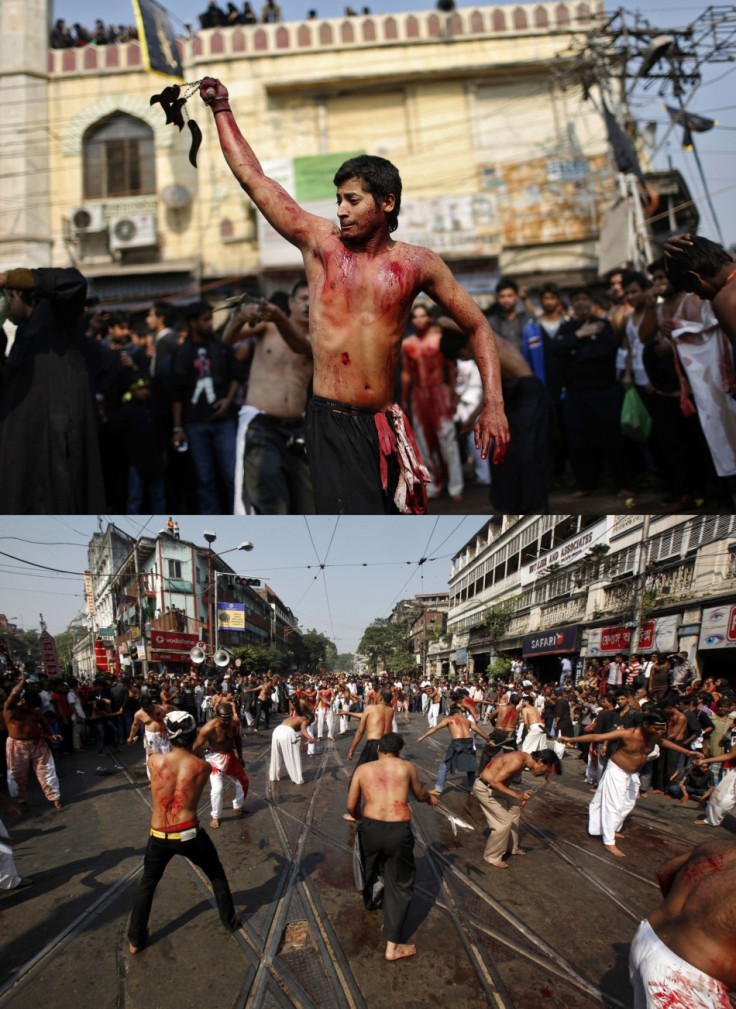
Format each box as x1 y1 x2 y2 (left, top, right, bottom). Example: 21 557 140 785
0 0 52 268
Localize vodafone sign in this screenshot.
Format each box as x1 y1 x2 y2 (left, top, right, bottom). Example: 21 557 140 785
150 631 199 650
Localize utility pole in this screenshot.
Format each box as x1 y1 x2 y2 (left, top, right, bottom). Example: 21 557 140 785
628 515 651 655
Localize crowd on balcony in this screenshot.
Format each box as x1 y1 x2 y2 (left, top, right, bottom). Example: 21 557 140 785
50 18 139 48
198 1 279 26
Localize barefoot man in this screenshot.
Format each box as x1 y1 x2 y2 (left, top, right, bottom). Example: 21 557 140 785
127 711 241 954
194 702 250 828
347 732 439 961
4 672 62 811
629 838 736 1008
472 747 560 868
199 78 509 515
560 710 695 857
347 689 395 767
417 699 491 793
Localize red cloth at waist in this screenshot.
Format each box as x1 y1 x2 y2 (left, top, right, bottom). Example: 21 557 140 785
151 818 199 833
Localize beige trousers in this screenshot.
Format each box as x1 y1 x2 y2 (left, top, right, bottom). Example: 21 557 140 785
473 778 520 865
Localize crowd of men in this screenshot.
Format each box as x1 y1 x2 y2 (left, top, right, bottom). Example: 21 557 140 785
1 650 735 999
3 249 734 517
50 18 139 48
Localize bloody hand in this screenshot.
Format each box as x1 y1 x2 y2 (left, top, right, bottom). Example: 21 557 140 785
475 400 510 464
200 77 230 110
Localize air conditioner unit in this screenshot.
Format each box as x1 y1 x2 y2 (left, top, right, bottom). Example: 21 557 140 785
109 213 157 251
70 204 105 235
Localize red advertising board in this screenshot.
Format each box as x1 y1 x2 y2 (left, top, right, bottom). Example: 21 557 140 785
638 620 655 650
729 606 736 643
150 650 195 663
149 630 199 651
599 626 632 653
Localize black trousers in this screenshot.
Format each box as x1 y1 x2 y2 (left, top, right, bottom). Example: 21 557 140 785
357 818 415 944
255 698 271 729
128 829 236 948
306 397 400 515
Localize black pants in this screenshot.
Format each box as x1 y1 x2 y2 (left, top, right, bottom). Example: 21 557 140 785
563 384 624 491
256 698 271 729
306 396 400 514
490 376 549 513
357 818 415 944
128 828 236 949
354 738 381 769
243 413 314 514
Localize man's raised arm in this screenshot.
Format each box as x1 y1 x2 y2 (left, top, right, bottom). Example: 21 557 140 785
200 78 328 253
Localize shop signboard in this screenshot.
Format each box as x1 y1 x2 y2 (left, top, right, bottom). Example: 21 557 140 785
520 520 610 586
150 650 192 663
587 616 679 655
699 604 736 650
522 626 578 656
149 631 199 651
40 630 61 678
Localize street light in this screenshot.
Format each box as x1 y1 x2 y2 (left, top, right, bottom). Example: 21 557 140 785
203 535 255 651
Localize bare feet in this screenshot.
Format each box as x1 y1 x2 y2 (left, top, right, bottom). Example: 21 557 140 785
486 860 509 869
604 844 626 858
14 878 33 889
235 808 253 817
385 942 416 961
129 945 142 955
615 832 626 839
229 911 242 932
510 849 527 856
694 818 710 826
53 800 63 810
210 818 220 829
343 813 356 822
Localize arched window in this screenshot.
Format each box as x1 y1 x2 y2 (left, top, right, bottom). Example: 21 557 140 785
83 113 155 199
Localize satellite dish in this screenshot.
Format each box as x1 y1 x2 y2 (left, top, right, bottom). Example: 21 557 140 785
160 184 192 210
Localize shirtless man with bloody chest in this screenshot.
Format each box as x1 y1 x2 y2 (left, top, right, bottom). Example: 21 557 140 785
401 307 463 501
629 839 736 1008
199 78 509 515
4 673 62 810
194 703 250 828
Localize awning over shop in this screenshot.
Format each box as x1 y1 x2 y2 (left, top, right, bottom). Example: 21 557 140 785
522 626 578 657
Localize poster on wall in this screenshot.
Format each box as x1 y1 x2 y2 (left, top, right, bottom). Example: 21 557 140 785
699 604 736 650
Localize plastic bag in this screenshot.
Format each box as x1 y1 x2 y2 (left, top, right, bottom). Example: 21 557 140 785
620 386 652 442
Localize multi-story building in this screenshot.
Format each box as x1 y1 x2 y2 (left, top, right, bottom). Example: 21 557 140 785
4 0 618 300
73 524 296 677
429 514 736 683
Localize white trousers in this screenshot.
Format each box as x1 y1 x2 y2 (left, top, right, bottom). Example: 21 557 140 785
413 414 464 498
704 769 736 827
317 707 334 740
339 712 350 734
588 759 639 846
306 721 316 757
521 723 548 754
629 918 731 1009
269 724 303 784
421 693 429 713
428 703 440 728
0 819 21 890
207 752 246 818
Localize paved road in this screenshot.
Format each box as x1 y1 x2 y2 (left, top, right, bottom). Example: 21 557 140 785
0 718 722 1009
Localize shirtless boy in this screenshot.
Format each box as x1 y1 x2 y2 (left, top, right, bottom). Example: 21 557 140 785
347 732 439 960
127 711 241 954
560 711 695 857
194 703 250 828
520 695 547 753
199 78 509 515
417 701 491 793
629 839 736 1008
223 279 314 514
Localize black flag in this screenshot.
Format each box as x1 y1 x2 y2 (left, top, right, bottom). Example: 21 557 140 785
133 0 184 80
601 100 646 185
664 106 717 151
